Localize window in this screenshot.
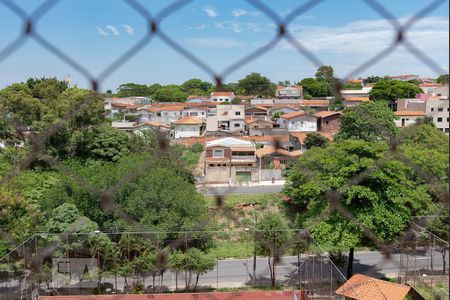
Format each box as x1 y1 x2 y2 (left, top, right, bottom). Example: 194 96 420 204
234 123 240 128
325 121 329 125
213 149 224 157
445 128 449 133
438 108 444 112
235 111 241 115
431 108 435 112
437 117 443 122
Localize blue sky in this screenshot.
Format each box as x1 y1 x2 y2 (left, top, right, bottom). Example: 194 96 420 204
0 0 448 91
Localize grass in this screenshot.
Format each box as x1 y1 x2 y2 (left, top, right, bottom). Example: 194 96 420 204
213 239 254 259
205 192 283 209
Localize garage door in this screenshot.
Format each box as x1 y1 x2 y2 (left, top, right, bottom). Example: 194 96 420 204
236 171 251 182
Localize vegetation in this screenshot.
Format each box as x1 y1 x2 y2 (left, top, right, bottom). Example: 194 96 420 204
436 74 449 85
369 79 423 110
304 133 330 149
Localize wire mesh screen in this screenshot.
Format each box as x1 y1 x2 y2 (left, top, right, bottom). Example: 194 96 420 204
0 0 449 299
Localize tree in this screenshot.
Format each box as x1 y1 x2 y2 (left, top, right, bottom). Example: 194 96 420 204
26 77 68 100
337 101 397 142
255 212 290 287
237 73 275 97
363 76 381 84
184 248 215 290
299 78 330 98
304 133 330 149
315 66 334 82
181 79 212 94
85 125 131 162
153 85 187 102
168 250 185 291
369 79 423 110
284 139 436 278
342 82 362 90
436 74 449 85
116 83 151 97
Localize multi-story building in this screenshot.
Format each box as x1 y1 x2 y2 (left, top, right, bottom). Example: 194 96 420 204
275 85 303 99
387 74 419 81
173 117 205 139
426 98 449 133
206 105 245 135
210 91 235 103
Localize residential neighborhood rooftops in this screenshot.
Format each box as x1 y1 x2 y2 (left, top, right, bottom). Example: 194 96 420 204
206 137 254 149
300 99 329 107
211 91 235 97
335 274 412 300
133 121 170 129
173 116 204 125
256 145 302 158
280 111 306 119
394 111 426 116
344 96 370 102
314 111 342 118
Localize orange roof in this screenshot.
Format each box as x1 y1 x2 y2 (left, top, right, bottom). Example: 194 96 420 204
344 96 370 102
314 111 342 118
276 85 302 90
395 111 426 116
241 135 290 143
336 274 411 300
245 117 274 125
111 103 141 108
280 111 306 119
256 145 302 158
388 74 418 78
347 79 363 83
173 116 204 125
419 83 442 87
154 106 185 111
211 91 234 97
300 99 329 107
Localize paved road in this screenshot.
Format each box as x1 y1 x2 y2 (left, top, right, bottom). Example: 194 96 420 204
200 184 284 195
7 250 442 295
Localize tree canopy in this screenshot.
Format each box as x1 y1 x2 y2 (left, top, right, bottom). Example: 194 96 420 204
337 101 397 142
237 72 275 97
369 79 423 110
436 74 449 85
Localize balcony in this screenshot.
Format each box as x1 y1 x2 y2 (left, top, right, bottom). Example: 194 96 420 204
231 155 255 162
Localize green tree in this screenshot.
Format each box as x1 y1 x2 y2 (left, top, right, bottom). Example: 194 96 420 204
304 133 330 149
237 73 275 97
116 83 151 97
363 76 381 84
369 79 423 110
181 79 212 93
299 78 330 98
337 101 397 142
255 212 290 287
436 74 449 85
168 250 185 291
185 248 215 290
342 82 363 90
315 66 334 82
284 139 436 278
153 85 187 102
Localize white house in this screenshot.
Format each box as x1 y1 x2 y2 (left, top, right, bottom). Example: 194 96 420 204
210 91 235 103
206 105 245 134
394 111 426 127
173 116 205 139
280 111 318 132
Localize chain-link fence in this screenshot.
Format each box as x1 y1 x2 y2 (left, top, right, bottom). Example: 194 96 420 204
0 0 449 299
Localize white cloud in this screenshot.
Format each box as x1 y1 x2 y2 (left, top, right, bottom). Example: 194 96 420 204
231 9 261 18
214 21 264 33
95 26 109 36
204 6 218 18
186 37 245 48
123 24 134 35
190 24 207 30
283 16 449 76
106 25 120 36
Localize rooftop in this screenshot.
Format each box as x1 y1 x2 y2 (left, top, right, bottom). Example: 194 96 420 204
206 137 254 149
394 111 426 116
173 116 205 125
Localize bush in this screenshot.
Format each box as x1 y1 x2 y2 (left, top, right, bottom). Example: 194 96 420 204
191 143 204 153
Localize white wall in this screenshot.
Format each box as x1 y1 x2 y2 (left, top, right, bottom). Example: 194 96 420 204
287 116 317 132
174 124 201 139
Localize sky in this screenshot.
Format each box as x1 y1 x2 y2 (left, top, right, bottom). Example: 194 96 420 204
0 0 448 91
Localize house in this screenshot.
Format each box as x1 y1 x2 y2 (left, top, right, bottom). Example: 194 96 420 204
336 274 424 300
275 85 303 99
173 116 205 139
340 88 371 99
426 97 449 133
186 95 210 103
111 121 136 131
314 111 341 132
109 103 142 121
242 134 295 151
343 96 370 107
105 96 151 110
300 99 329 111
206 105 245 135
245 106 270 119
387 74 419 81
144 105 185 124
256 146 301 169
205 137 257 183
279 111 318 132
132 122 171 135
182 106 208 119
245 118 275 136
394 111 426 127
210 91 235 103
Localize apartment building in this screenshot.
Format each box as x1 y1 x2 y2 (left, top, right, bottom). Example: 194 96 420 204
426 98 449 133
206 105 245 135
275 85 303 99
